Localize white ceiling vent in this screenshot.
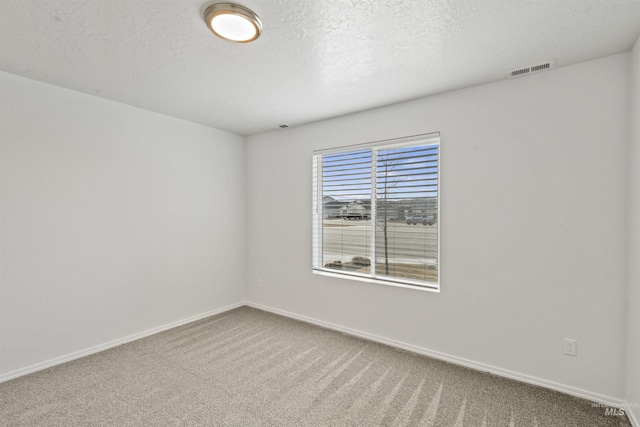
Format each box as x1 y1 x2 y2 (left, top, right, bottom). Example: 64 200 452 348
508 60 556 78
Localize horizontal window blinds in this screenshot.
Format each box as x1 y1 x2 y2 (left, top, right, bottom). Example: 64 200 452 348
312 134 439 289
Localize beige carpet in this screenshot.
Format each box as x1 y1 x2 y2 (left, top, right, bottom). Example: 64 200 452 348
0 306 631 426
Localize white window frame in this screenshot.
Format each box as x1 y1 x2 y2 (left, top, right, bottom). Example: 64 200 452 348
312 133 440 292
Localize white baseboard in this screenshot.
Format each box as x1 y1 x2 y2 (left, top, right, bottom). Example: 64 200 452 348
3 299 634 426
0 302 244 383
245 301 627 410
628 407 639 427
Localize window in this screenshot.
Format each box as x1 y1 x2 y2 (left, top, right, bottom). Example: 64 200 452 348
312 133 440 291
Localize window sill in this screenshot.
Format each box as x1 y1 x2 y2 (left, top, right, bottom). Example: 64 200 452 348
312 268 440 293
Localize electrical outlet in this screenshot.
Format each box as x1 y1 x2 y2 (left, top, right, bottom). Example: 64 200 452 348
257 278 262 289
564 338 577 356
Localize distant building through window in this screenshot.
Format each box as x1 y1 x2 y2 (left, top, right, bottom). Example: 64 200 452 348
312 133 440 291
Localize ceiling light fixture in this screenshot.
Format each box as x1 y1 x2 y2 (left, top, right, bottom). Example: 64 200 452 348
204 3 262 43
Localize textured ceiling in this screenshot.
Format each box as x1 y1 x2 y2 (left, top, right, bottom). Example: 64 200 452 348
1 0 640 136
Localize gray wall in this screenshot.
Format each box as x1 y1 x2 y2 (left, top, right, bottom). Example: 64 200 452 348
2 45 637 419
626 34 640 425
0 72 246 378
246 53 630 402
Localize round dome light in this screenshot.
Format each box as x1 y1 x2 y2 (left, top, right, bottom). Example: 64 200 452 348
204 3 262 43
